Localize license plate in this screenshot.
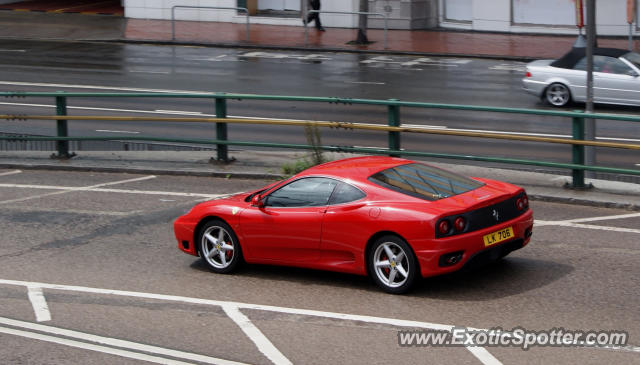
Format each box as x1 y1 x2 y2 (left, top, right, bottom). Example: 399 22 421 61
483 227 514 247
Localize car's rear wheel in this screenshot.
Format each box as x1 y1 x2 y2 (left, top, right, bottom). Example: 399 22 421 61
198 220 243 273
545 83 571 107
369 236 418 294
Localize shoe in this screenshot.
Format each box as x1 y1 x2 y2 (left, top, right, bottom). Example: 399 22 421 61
302 19 307 25
317 26 325 31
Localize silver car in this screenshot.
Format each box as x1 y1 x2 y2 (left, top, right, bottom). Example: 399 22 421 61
523 47 640 107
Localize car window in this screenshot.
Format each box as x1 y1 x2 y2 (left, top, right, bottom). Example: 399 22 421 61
369 163 484 201
265 177 338 207
328 182 365 205
575 56 635 75
622 52 640 70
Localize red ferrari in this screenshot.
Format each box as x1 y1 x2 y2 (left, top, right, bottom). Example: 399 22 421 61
174 156 533 294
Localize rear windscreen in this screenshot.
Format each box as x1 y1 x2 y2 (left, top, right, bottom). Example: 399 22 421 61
369 163 485 201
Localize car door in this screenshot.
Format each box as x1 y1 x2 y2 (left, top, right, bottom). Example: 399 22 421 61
238 177 338 263
320 182 368 268
593 56 640 105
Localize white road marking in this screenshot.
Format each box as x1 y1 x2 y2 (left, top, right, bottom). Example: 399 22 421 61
0 183 226 198
0 317 247 365
0 81 214 95
0 169 22 177
0 49 26 52
129 70 170 74
535 220 640 234
222 305 292 365
489 64 527 72
0 175 156 204
182 55 228 62
2 279 637 359
560 212 640 224
466 346 503 365
155 109 204 115
95 129 140 134
345 81 386 85
27 286 51 322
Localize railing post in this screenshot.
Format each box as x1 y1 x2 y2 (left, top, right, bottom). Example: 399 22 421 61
215 96 230 162
387 99 400 157
571 114 586 188
52 95 74 159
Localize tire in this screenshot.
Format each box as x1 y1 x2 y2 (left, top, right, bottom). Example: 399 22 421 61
545 83 571 107
198 220 243 274
368 235 418 294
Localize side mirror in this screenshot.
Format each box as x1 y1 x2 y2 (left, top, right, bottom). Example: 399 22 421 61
251 194 264 208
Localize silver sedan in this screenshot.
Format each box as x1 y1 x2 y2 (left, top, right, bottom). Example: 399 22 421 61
523 47 640 107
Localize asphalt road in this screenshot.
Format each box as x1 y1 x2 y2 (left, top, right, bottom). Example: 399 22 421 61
0 169 638 364
0 40 640 174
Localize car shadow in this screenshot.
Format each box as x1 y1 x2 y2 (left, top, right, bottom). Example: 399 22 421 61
190 255 573 299
410 256 573 300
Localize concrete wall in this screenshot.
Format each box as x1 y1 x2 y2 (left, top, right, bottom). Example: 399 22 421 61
438 0 640 36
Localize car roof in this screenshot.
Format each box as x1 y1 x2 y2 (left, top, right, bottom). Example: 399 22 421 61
297 156 412 182
550 47 630 69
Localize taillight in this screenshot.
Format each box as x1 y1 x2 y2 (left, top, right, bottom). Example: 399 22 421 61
438 220 450 235
454 217 466 232
516 192 529 211
525 71 532 77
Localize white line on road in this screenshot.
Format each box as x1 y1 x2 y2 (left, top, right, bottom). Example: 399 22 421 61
0 317 247 365
0 183 227 198
95 129 140 134
129 70 170 74
222 305 292 365
27 286 51 322
0 80 214 95
0 169 22 177
0 49 26 52
535 220 640 234
155 110 204 115
345 81 386 85
0 175 156 205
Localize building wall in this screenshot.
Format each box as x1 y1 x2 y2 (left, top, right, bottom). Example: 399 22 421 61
438 0 640 36
124 0 437 29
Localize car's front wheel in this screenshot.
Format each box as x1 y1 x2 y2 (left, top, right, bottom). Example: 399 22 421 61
545 83 572 107
198 220 243 274
368 235 418 294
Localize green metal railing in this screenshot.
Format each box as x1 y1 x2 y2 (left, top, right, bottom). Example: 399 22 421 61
1 91 640 188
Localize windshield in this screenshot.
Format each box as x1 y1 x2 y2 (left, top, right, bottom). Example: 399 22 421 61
369 163 485 201
622 52 640 69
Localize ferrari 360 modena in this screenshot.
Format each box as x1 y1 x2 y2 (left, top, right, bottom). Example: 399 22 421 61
174 156 534 294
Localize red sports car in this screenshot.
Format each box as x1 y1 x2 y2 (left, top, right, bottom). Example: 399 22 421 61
174 156 533 294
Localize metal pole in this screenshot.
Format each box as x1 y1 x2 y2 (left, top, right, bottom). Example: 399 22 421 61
571 115 586 188
383 14 388 49
171 7 176 40
629 23 634 51
585 0 596 179
215 96 229 162
53 96 73 159
387 99 400 157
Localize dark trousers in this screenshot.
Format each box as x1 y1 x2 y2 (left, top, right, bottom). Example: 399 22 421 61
306 0 322 29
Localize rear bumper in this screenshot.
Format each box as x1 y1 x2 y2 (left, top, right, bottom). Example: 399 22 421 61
522 79 547 97
413 209 534 278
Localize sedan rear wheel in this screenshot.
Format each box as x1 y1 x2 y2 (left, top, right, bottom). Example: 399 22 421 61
545 83 571 107
198 220 243 274
369 236 418 294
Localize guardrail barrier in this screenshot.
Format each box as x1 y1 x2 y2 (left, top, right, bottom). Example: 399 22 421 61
2 91 640 188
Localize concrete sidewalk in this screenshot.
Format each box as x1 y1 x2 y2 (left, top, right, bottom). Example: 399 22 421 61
1 11 639 60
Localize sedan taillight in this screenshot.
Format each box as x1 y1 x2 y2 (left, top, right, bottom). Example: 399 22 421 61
525 71 532 77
